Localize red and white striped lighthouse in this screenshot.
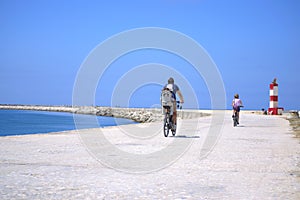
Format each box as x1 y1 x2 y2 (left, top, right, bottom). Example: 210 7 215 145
268 78 283 115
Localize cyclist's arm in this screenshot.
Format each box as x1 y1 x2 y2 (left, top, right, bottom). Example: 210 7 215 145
177 90 184 103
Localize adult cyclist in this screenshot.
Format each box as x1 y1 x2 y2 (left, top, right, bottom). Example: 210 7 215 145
163 77 184 130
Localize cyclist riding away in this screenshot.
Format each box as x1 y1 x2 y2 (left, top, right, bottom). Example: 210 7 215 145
232 93 243 125
162 77 184 130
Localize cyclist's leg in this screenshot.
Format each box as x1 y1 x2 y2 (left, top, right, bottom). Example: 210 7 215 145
237 107 240 123
172 101 177 125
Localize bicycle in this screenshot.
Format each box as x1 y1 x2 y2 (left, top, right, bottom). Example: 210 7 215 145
163 101 181 137
232 106 243 127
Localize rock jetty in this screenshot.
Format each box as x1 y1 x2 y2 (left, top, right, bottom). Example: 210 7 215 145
0 105 210 123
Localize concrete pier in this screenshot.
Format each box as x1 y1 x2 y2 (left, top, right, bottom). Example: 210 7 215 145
0 111 299 199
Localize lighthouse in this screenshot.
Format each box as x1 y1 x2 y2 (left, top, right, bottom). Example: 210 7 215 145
268 78 284 115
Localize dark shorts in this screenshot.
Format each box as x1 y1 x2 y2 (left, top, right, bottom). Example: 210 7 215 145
233 106 240 112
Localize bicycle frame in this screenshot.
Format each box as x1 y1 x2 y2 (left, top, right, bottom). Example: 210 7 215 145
163 101 180 137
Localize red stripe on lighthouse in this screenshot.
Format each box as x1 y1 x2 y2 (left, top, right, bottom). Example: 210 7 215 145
270 96 278 101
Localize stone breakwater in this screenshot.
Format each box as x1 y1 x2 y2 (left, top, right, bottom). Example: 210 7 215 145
286 110 300 138
0 105 210 123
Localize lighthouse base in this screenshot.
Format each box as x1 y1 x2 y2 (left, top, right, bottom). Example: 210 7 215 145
268 107 284 115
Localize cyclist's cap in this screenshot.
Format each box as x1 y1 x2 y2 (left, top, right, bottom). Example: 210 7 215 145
234 94 239 98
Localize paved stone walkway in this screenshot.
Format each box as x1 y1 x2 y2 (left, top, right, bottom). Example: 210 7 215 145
0 112 299 199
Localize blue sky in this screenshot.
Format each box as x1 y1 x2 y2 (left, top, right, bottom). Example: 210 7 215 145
0 0 299 110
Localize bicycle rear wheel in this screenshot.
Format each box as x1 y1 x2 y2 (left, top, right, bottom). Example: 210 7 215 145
164 113 170 137
233 114 237 127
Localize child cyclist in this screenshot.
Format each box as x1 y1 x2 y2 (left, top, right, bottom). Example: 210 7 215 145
232 94 243 124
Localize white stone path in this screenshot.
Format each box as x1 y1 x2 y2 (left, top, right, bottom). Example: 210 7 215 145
0 113 299 199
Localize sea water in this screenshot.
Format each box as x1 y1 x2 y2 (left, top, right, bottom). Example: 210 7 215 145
0 109 136 136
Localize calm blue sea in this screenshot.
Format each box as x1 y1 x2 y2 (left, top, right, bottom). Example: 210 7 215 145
0 109 136 136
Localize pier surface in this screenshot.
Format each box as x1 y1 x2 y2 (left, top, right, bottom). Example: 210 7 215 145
0 112 299 199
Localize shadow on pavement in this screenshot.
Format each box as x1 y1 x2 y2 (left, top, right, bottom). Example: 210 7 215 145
172 135 200 138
